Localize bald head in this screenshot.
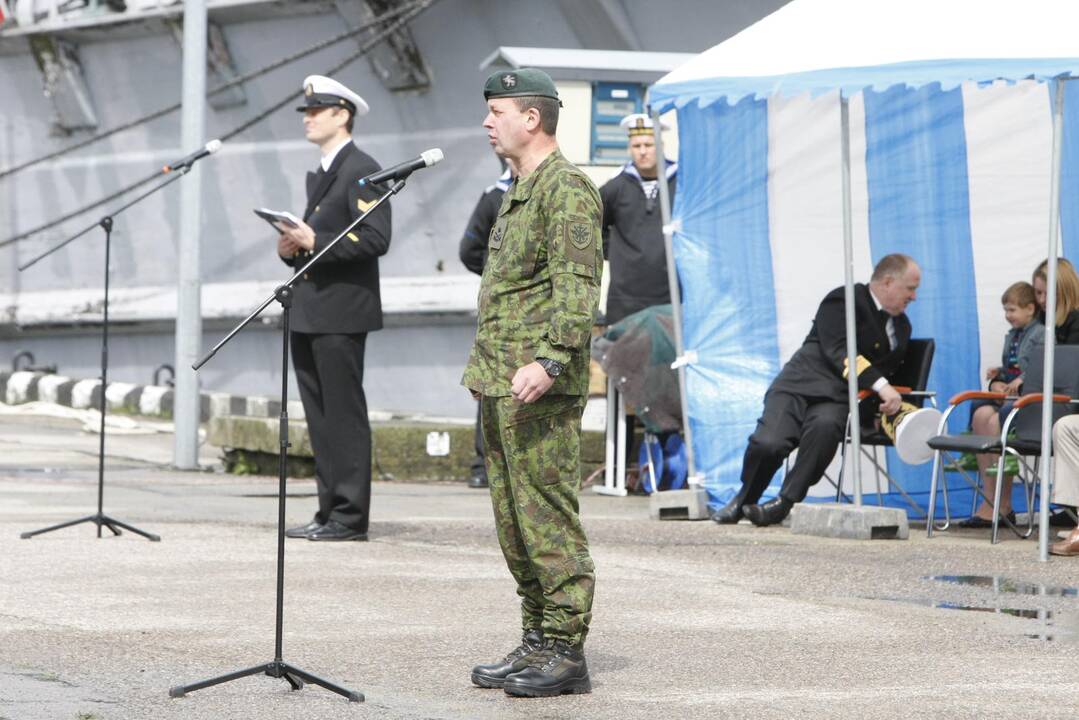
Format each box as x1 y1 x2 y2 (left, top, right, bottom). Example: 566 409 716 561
870 254 921 316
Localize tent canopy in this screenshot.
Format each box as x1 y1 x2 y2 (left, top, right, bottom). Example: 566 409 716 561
644 0 1079 541
651 0 1079 110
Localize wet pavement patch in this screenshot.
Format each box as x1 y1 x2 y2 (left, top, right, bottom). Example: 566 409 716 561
926 574 1079 598
866 574 1079 643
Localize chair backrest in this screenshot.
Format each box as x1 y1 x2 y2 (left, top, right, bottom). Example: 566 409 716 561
1012 344 1079 440
893 338 935 407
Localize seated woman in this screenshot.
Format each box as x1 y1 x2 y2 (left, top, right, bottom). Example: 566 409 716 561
961 282 1044 527
967 258 1079 528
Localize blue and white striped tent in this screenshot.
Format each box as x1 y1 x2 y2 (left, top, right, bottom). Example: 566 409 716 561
649 0 1079 518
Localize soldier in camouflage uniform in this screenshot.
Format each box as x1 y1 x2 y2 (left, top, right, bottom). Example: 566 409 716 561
462 68 601 698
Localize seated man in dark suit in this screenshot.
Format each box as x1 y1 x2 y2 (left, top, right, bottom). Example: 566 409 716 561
712 253 921 527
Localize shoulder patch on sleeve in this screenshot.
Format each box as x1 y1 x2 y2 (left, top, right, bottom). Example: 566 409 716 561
357 198 375 213
565 214 597 267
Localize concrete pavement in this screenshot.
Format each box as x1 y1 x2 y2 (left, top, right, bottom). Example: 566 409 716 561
2 406 1079 719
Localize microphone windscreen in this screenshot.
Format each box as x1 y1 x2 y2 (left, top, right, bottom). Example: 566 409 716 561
421 148 444 167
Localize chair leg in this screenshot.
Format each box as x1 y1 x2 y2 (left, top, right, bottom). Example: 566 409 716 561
871 444 880 507
927 449 942 537
991 454 1006 545
836 414 852 503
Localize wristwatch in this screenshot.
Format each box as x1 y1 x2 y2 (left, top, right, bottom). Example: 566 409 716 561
536 357 565 378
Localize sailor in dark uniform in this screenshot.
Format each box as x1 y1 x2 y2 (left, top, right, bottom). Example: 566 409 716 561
599 113 677 325
458 164 514 489
597 114 677 471
712 254 921 527
276 74 392 542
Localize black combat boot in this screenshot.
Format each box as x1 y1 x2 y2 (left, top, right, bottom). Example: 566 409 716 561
502 638 591 697
470 629 545 688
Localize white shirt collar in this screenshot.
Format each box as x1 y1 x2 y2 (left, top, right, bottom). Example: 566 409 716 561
321 138 352 171
868 287 886 314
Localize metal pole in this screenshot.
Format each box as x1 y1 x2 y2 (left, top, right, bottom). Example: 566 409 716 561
174 0 208 469
650 108 700 484
840 97 862 505
1039 77 1065 562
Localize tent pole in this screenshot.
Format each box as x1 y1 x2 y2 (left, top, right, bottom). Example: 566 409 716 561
1040 77 1065 562
650 107 700 485
840 96 862 506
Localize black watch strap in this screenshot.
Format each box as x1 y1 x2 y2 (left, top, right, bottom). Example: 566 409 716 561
536 357 564 377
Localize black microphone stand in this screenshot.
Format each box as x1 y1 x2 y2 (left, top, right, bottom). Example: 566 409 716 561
169 177 405 704
18 167 198 542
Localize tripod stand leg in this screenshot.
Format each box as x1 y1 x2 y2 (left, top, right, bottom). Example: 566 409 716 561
100 515 161 542
278 662 363 702
169 662 272 698
102 521 123 536
20 515 97 539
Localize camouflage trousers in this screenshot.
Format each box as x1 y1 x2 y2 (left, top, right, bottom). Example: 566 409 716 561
480 393 596 648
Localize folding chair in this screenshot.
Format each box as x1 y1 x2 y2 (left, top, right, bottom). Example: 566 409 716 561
926 344 1079 543
833 338 942 519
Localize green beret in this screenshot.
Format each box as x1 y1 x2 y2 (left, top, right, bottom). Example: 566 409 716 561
483 68 561 103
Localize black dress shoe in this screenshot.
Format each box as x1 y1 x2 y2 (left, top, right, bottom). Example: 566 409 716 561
1049 508 1077 527
958 512 1016 529
307 520 368 542
711 498 743 525
470 629 544 689
502 639 591 697
743 497 793 527
285 520 322 539
468 474 489 489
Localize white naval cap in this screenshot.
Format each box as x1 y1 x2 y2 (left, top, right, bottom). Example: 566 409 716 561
295 74 370 117
620 112 669 136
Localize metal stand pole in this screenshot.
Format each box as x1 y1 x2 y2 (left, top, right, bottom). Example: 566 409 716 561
169 286 361 703
1039 77 1066 562
840 97 863 505
170 179 403 701
20 214 161 542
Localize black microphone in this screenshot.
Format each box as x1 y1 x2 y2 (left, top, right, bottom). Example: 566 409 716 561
163 139 223 174
357 148 444 186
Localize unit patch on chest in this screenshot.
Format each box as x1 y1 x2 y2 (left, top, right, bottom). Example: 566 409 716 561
489 222 504 250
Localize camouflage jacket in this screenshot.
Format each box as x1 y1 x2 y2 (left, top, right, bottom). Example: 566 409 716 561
461 149 602 397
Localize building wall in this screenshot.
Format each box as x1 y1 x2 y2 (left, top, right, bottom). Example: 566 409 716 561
0 0 787 417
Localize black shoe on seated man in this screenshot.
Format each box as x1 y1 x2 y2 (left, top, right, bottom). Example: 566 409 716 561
711 497 744 525
471 629 544 688
307 519 367 542
502 638 591 697
743 496 793 527
468 473 489 489
285 520 322 539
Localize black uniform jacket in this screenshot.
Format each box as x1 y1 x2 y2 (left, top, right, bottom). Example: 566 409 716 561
1041 309 1079 345
599 165 677 324
282 142 392 334
458 172 511 276
770 283 911 401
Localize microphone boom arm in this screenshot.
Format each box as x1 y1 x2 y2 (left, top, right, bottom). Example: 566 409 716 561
193 177 405 371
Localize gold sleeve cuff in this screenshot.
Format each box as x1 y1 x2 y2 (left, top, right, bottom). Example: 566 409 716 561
842 355 872 379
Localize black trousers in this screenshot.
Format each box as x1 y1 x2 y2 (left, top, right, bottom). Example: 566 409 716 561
290 331 371 532
735 390 848 506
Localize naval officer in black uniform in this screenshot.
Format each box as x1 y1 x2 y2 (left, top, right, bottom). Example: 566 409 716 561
599 113 677 324
712 254 920 527
277 74 392 542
